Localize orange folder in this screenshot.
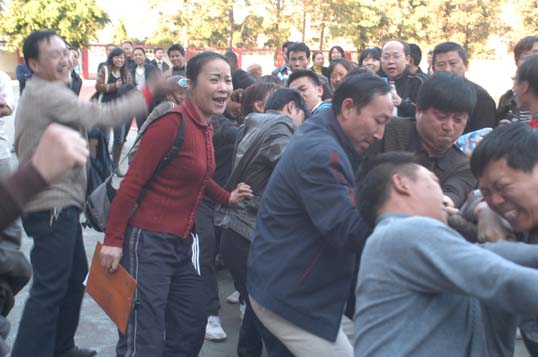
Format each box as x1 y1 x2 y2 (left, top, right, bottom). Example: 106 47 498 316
86 241 137 335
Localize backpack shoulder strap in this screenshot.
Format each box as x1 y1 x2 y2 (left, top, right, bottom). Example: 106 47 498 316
152 113 186 176
133 112 186 208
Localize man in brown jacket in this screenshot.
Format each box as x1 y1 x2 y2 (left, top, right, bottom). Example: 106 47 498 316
12 30 155 357
366 72 477 209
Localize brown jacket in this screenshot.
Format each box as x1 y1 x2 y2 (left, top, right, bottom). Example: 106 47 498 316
15 76 147 212
366 117 477 207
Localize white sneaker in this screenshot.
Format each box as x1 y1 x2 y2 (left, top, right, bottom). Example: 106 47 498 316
239 302 246 320
205 315 227 341
226 290 240 304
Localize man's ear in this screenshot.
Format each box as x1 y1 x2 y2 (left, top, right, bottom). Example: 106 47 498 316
317 85 323 99
286 101 297 116
340 97 355 121
392 174 411 196
28 58 39 74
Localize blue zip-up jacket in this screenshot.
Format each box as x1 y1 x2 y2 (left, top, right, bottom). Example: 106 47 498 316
247 108 371 342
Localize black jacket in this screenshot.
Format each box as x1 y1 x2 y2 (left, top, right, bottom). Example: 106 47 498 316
211 115 239 187
150 59 170 73
394 69 426 117
130 63 157 87
69 71 82 96
214 111 295 240
466 80 497 133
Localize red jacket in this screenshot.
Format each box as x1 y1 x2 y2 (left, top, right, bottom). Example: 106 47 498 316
104 99 231 247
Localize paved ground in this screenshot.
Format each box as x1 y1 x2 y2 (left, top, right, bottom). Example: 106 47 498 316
3 81 532 356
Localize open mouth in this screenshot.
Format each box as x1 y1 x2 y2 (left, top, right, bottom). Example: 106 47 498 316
213 97 227 106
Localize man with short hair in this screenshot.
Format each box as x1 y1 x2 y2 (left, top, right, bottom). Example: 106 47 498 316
407 43 426 75
497 35 538 124
472 55 538 354
12 30 158 357
224 50 255 90
366 72 477 208
97 43 116 74
272 41 294 84
381 39 426 117
287 42 332 99
121 40 135 72
433 41 497 133
354 151 538 357
150 47 169 73
165 44 186 78
216 87 309 356
247 72 393 356
287 70 331 115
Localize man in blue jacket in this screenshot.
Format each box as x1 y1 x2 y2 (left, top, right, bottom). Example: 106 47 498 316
247 71 393 356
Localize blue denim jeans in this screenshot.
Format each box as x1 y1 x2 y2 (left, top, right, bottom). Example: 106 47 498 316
12 207 87 357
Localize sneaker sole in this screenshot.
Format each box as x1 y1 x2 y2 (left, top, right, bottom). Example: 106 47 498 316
205 335 227 342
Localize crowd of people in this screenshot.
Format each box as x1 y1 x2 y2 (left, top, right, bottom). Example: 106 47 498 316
2 28 538 357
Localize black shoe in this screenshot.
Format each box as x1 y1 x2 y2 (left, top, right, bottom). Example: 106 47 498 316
56 346 97 357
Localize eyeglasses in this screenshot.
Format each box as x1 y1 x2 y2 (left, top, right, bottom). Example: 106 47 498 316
381 53 404 61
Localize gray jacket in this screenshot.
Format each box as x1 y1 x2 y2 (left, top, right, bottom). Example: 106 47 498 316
355 214 538 357
214 110 295 240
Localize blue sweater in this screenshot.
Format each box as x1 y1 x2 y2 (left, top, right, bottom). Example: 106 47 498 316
355 214 538 356
247 109 371 342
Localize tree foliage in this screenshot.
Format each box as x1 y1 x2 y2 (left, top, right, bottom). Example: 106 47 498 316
0 0 109 49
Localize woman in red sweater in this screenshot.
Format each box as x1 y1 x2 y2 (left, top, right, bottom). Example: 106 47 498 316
100 52 253 356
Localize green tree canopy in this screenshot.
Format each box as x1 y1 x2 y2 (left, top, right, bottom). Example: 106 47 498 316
0 0 109 49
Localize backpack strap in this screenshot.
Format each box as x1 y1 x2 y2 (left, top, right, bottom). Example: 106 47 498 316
130 113 186 215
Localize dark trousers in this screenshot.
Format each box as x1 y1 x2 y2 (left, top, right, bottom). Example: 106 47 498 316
13 207 88 357
521 316 538 356
196 199 220 316
117 226 207 357
220 228 292 357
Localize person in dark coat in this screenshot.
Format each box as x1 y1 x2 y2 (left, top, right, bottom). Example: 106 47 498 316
247 72 393 356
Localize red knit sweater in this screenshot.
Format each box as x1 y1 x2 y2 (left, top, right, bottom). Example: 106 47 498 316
104 99 231 247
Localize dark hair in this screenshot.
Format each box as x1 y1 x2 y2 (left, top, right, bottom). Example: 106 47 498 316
331 71 391 115
168 44 186 57
382 40 410 56
409 43 422 66
432 41 468 66
265 88 311 119
283 41 294 51
514 36 538 64
327 59 354 81
155 47 165 53
471 123 538 178
329 46 345 60
23 30 59 68
107 48 125 67
312 51 324 61
516 53 538 95
224 50 238 69
416 72 476 114
287 69 320 87
186 51 230 87
241 80 280 116
357 152 420 226
133 47 146 56
288 42 310 60
260 75 281 84
358 47 381 66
